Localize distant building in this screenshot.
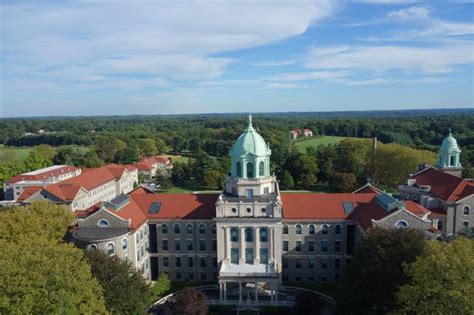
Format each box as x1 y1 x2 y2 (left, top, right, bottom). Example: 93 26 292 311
289 128 313 140
289 129 299 140
17 164 138 211
133 155 173 178
303 128 313 137
3 165 81 201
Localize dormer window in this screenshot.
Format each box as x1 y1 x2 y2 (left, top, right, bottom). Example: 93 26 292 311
97 219 110 227
395 220 409 228
463 206 470 216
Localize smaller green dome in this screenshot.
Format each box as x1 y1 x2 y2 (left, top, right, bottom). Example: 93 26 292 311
230 115 270 157
441 129 459 150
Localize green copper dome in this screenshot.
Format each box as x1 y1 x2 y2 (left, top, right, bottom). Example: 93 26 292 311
436 129 462 168
229 115 271 179
230 115 271 157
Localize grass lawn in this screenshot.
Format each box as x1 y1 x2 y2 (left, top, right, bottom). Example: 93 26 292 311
162 154 192 164
294 136 348 153
0 145 32 163
160 184 220 194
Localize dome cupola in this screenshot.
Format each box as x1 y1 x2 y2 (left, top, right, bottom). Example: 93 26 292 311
229 115 271 179
436 129 462 168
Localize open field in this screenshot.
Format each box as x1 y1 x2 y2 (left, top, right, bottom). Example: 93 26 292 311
161 184 220 194
294 136 349 153
0 145 32 163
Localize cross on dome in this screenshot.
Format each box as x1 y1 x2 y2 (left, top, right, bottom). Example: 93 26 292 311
248 114 253 127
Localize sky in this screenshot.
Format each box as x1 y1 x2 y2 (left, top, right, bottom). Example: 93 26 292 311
0 0 473 117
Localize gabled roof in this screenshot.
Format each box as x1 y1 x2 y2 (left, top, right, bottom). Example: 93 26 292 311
353 183 383 194
133 155 170 171
6 165 79 184
411 167 474 202
17 186 43 201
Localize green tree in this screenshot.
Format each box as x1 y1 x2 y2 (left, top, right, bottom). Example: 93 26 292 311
329 172 358 192
95 136 126 162
281 170 295 189
137 138 158 157
148 274 171 304
0 151 17 163
337 228 426 315
203 169 223 189
155 138 168 153
171 162 189 186
31 144 56 161
0 203 107 314
24 144 56 171
82 150 104 168
84 249 151 314
395 238 474 315
116 145 141 164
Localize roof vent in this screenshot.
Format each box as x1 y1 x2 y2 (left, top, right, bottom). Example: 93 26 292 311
103 193 129 211
343 201 354 214
148 202 162 214
376 193 404 212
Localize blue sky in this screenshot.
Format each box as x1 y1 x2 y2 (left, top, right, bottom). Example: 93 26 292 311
1 0 473 117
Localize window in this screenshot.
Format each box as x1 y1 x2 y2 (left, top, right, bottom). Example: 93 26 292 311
106 243 115 255
246 162 254 178
237 161 242 177
162 240 168 251
199 224 206 234
200 273 207 281
187 241 193 251
161 224 168 234
308 241 315 252
295 224 302 235
188 257 194 267
163 257 169 267
321 258 327 269
463 206 470 216
176 257 181 267
187 273 194 281
230 228 239 242
200 257 206 268
335 258 341 269
174 224 181 234
176 273 182 280
335 224 342 235
295 258 301 269
245 227 253 242
283 241 289 252
264 187 269 194
175 240 181 251
231 208 237 213
283 258 289 268
463 221 469 228
98 219 109 227
395 220 409 228
283 225 289 234
245 248 254 264
246 207 252 213
261 208 266 213
187 224 193 234
231 248 239 264
321 240 328 252
450 155 455 166
322 224 329 235
199 240 206 251
309 257 315 269
437 220 443 231
308 224 315 235
260 248 268 264
259 161 264 176
212 240 217 251
260 228 268 242
335 274 341 282
335 241 341 252
245 189 253 198
211 224 216 234
295 241 302 252
121 239 128 251
295 274 301 281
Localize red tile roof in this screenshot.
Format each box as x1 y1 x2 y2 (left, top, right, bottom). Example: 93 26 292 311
412 167 474 202
6 165 79 184
404 201 431 217
129 186 155 195
17 186 42 201
353 183 383 194
133 155 170 171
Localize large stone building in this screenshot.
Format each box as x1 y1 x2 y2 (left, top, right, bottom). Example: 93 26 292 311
71 116 472 306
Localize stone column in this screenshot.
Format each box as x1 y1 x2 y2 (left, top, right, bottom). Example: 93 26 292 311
254 282 258 304
225 227 231 261
239 227 245 264
223 281 227 301
239 281 242 304
269 227 274 260
254 227 260 264
219 281 223 301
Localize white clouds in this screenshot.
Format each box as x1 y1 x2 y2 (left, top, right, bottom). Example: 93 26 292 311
306 44 473 73
1 0 335 86
386 6 430 19
250 60 296 67
268 71 348 81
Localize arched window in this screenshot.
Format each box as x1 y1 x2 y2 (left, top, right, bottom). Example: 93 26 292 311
236 162 242 177
260 228 268 242
122 239 128 250
322 224 329 235
187 224 193 234
283 225 288 234
308 224 315 235
245 227 253 242
199 224 206 234
211 224 216 234
295 224 302 235
174 224 181 234
89 244 97 250
246 162 254 178
231 208 237 213
161 224 168 234
463 205 470 216
230 227 239 242
395 220 409 228
97 219 109 227
335 224 342 235
259 161 264 176
106 243 115 255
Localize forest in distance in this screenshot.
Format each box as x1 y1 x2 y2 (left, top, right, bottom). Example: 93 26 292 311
1 109 473 195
